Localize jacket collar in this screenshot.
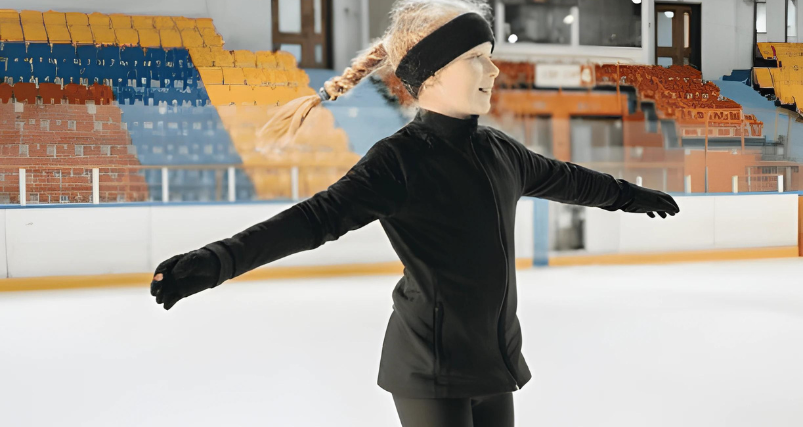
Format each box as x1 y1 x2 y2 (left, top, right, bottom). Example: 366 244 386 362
410 108 479 146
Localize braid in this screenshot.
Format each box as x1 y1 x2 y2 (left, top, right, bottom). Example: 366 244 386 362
323 42 389 101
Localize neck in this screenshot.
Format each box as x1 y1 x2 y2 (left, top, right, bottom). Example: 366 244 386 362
412 107 479 147
417 104 471 120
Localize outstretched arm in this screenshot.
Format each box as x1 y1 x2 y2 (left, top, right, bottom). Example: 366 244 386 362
151 139 407 310
492 127 625 207
204 139 408 285
493 127 678 217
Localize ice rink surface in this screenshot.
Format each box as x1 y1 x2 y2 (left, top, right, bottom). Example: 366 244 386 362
2 258 803 426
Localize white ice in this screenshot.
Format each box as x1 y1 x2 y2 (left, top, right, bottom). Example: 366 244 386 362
2 258 803 427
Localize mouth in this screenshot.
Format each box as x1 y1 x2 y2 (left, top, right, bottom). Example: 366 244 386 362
479 87 492 94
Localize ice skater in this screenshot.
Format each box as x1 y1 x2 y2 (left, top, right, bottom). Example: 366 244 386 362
150 1 680 425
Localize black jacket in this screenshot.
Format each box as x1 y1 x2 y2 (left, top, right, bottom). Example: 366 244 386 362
203 108 630 399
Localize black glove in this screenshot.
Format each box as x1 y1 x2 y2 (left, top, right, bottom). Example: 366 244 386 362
602 180 680 219
150 248 222 310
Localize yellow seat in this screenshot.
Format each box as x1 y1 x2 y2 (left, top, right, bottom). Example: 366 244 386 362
132 16 154 29
196 18 214 29
0 10 18 23
189 47 214 67
115 28 139 45
256 51 277 68
160 28 182 48
138 28 161 47
753 68 773 89
180 28 204 48
234 50 256 67
109 14 132 29
87 12 110 28
222 68 246 85
70 25 94 44
212 49 234 67
65 12 88 27
254 86 286 105
153 16 175 30
173 17 196 30
197 67 224 85
274 51 296 69
0 22 23 42
42 11 65 25
22 21 47 42
205 85 231 105
19 10 42 23
91 26 116 44
46 23 71 43
229 85 256 105
243 68 266 85
200 28 223 47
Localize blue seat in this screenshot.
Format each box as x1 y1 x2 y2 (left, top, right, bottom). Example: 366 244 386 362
77 46 101 84
0 43 26 59
98 46 125 85
115 86 136 105
32 57 57 83
26 43 52 59
144 48 166 68
3 42 30 82
53 44 79 83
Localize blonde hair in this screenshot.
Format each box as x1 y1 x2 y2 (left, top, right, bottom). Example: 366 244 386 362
260 0 492 145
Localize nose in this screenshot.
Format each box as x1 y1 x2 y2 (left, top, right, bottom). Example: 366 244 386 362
486 57 499 79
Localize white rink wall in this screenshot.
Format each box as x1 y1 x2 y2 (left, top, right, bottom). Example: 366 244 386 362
0 200 534 278
0 194 799 279
584 194 800 254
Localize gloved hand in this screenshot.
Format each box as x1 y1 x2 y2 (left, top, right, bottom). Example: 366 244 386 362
150 248 222 310
603 180 680 219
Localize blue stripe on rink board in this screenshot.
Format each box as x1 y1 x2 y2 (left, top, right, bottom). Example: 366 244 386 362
531 197 549 267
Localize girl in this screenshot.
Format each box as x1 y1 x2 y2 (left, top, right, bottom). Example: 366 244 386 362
151 1 679 425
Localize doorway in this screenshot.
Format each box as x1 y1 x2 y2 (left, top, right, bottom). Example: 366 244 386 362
655 3 702 71
271 0 332 68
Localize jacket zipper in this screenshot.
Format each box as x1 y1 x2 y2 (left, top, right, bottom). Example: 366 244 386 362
434 301 443 383
470 134 519 390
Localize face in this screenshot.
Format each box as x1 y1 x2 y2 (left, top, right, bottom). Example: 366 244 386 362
416 41 499 119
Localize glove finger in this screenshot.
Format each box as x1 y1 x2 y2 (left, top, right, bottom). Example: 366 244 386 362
155 255 183 277
163 293 182 310
150 280 162 297
661 195 680 213
647 212 655 218
658 211 667 219
156 289 164 304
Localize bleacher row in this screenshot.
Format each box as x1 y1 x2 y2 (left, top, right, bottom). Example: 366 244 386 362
0 9 338 203
0 10 221 47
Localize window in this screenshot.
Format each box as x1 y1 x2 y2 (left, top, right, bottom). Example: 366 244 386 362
67 120 76 130
29 194 39 204
75 145 83 156
757 2 767 33
60 195 69 203
19 145 28 156
500 0 642 47
101 145 110 156
272 0 330 67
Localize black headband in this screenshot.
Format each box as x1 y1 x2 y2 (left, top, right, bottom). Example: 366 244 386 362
394 12 495 98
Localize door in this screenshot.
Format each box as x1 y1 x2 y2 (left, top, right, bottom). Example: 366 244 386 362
655 3 700 69
271 0 332 68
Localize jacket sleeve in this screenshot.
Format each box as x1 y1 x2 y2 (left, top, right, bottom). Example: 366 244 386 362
491 127 628 208
203 139 408 286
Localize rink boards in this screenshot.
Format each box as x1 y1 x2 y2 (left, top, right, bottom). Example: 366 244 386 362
0 193 799 286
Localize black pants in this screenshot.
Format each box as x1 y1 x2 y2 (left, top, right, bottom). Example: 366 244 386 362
392 392 514 427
